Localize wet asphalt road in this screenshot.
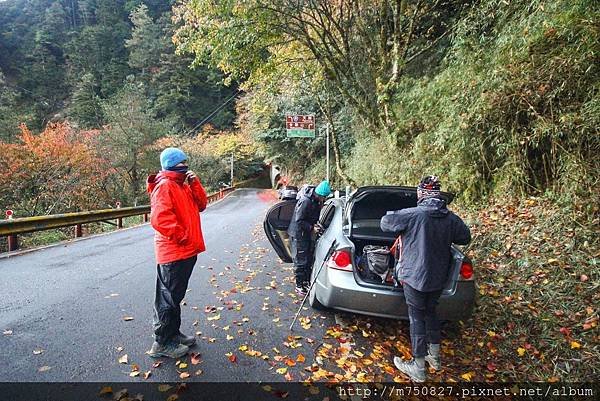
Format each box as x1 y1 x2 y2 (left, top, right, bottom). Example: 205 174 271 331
0 189 337 383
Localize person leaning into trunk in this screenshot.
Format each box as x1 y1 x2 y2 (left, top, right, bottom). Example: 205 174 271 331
146 147 208 359
287 180 331 296
380 176 471 382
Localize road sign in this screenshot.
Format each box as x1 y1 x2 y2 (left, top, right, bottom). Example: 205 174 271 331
286 115 315 138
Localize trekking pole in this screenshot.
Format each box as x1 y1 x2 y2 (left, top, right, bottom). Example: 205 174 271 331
289 242 337 331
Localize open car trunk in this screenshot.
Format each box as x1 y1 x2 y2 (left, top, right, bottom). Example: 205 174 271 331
346 187 462 293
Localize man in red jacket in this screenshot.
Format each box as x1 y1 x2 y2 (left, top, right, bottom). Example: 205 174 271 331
146 147 208 358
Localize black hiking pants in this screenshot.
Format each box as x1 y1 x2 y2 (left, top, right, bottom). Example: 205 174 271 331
153 255 196 345
403 283 443 358
291 237 313 287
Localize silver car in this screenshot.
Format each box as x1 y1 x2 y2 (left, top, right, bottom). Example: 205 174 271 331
264 186 475 321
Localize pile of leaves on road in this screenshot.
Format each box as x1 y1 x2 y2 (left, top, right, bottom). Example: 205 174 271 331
458 196 599 382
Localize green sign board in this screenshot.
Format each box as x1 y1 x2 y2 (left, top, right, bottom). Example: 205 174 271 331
286 115 315 138
287 129 315 138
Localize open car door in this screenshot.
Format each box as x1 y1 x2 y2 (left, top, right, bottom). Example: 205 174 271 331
263 199 296 262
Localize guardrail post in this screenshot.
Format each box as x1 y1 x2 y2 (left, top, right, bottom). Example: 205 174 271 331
143 213 148 223
75 224 82 238
7 235 18 251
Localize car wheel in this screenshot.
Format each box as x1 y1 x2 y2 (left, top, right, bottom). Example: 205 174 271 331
308 282 326 310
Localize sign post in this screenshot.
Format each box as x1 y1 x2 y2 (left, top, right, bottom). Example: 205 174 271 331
230 153 234 187
326 124 330 182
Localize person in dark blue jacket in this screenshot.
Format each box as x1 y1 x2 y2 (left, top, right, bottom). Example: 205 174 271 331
287 181 331 296
380 176 471 382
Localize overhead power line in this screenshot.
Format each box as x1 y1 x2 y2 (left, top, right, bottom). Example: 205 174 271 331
182 88 242 137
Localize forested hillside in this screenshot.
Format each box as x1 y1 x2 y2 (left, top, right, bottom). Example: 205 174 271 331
0 0 264 216
0 0 235 133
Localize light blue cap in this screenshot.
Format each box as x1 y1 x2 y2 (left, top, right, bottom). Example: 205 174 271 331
160 147 187 170
315 180 331 197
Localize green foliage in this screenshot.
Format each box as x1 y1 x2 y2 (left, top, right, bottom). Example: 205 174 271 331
0 72 23 141
101 78 175 204
174 0 468 133
126 4 164 76
369 0 600 205
152 125 264 193
184 0 597 212
0 0 236 136
68 73 103 129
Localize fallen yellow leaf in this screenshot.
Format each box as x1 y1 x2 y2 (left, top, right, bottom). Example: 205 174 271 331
517 347 526 357
276 367 288 375
461 371 475 381
570 341 581 349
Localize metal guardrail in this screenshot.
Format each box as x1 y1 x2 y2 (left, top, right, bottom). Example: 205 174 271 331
1 187 235 252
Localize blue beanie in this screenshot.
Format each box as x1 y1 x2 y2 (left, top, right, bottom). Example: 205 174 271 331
160 147 187 170
315 180 331 197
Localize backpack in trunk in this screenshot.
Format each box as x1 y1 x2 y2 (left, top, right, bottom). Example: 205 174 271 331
363 245 393 283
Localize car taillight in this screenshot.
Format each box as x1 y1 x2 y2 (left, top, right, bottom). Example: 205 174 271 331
460 261 473 280
328 250 352 271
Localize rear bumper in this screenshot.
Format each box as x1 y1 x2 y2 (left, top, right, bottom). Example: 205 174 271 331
316 268 476 321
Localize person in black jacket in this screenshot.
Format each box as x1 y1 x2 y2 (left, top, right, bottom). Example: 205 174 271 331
287 180 331 296
380 176 471 382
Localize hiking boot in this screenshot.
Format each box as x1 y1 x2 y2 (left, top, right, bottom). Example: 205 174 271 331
425 343 441 371
148 341 189 359
393 356 426 382
295 285 308 297
174 332 196 347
